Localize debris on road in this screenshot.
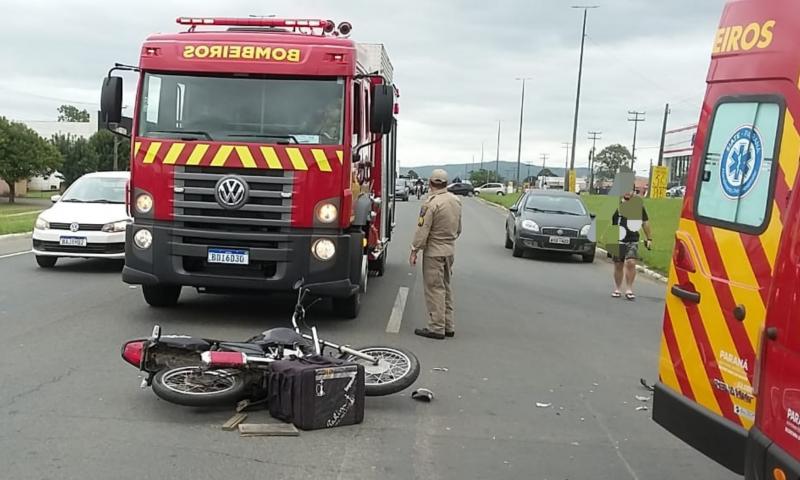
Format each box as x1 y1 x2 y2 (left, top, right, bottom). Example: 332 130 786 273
128 285 137 289
636 406 649 412
431 367 449 372
571 441 580 446
412 388 434 402
592 382 599 387
639 378 655 391
222 413 248 431
535 402 552 408
482 377 488 381
635 395 651 402
239 423 299 437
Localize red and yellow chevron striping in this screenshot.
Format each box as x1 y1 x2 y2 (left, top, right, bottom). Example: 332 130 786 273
132 139 344 172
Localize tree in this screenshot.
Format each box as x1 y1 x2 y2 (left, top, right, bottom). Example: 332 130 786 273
469 168 494 186
594 144 632 183
0 117 62 203
406 169 419 179
89 129 130 171
57 104 90 123
52 133 99 187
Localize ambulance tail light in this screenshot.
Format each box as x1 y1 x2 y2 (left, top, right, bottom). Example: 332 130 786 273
673 238 696 273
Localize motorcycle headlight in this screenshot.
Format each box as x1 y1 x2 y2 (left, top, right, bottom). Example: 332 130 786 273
135 193 153 214
316 203 338 224
133 229 153 249
521 220 540 232
580 224 591 237
312 238 336 261
34 216 49 230
102 220 130 233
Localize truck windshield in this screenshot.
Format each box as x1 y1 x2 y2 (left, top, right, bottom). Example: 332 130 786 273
137 73 344 145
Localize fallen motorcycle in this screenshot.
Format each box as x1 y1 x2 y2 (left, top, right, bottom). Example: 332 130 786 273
120 283 420 407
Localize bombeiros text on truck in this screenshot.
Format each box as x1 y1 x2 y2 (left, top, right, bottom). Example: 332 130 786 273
100 17 400 318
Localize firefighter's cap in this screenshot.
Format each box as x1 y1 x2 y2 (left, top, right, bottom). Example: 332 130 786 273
429 169 448 185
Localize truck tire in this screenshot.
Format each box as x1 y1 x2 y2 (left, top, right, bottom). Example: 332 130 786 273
142 285 182 307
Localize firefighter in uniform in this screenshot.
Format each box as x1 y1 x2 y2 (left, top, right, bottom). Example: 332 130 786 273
409 169 463 339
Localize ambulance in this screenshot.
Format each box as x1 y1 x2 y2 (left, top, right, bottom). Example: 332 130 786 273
652 1 800 478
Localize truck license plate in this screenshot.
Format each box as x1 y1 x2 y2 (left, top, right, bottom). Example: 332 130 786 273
548 236 570 245
208 248 249 265
59 236 87 247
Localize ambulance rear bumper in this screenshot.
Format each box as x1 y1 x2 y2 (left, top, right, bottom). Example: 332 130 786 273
745 428 800 480
653 382 747 474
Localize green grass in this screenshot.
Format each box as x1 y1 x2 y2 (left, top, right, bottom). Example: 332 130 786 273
480 191 682 274
0 211 39 235
479 191 522 208
0 203 43 215
582 195 682 274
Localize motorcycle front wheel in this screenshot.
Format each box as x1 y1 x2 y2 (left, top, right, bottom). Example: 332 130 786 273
342 346 420 396
151 366 249 407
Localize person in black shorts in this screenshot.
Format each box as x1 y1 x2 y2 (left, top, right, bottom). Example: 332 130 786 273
611 191 653 300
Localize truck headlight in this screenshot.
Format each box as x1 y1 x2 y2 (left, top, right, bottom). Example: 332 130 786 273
312 239 336 261
133 229 153 249
316 203 338 224
102 220 130 233
580 224 591 237
521 220 540 232
35 216 49 230
135 193 153 214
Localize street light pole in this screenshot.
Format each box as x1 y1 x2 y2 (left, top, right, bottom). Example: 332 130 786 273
515 77 531 190
569 5 599 189
561 142 571 191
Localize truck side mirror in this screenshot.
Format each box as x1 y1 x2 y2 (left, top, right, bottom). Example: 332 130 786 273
101 76 124 125
370 84 394 135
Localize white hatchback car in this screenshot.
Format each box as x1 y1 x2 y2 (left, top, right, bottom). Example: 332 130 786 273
475 183 506 196
32 171 130 268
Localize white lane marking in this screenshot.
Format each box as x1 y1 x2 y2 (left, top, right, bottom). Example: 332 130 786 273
0 250 32 260
386 286 409 333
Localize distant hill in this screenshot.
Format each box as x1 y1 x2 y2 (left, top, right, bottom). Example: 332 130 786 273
400 161 588 180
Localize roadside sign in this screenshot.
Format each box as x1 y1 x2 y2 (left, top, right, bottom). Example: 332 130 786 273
568 169 576 193
650 166 669 198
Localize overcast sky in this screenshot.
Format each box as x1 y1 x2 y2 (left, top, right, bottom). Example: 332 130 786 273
0 0 725 173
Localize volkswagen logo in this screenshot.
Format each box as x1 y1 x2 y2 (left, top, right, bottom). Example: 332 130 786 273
557 229 563 235
70 222 79 232
214 176 249 209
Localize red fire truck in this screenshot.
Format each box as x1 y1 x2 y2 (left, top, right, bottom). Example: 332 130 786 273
100 17 398 318
652 1 800 478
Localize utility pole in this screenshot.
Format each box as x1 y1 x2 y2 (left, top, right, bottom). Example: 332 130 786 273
495 121 501 183
657 103 671 166
561 142 571 191
480 141 485 185
587 131 601 194
515 77 531 190
569 5 599 177
539 153 550 189
628 110 646 170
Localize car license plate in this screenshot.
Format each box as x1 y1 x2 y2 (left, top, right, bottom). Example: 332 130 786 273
207 248 249 265
549 236 571 245
59 236 87 247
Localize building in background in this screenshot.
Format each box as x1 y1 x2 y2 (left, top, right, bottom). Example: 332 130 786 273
662 123 697 187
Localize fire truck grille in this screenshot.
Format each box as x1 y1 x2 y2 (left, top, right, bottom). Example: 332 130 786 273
173 166 293 233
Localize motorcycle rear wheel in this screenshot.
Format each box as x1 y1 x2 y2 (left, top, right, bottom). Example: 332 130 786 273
342 346 420 396
151 366 249 407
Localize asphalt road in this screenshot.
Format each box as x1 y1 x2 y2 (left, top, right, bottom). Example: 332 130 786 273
0 198 736 480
